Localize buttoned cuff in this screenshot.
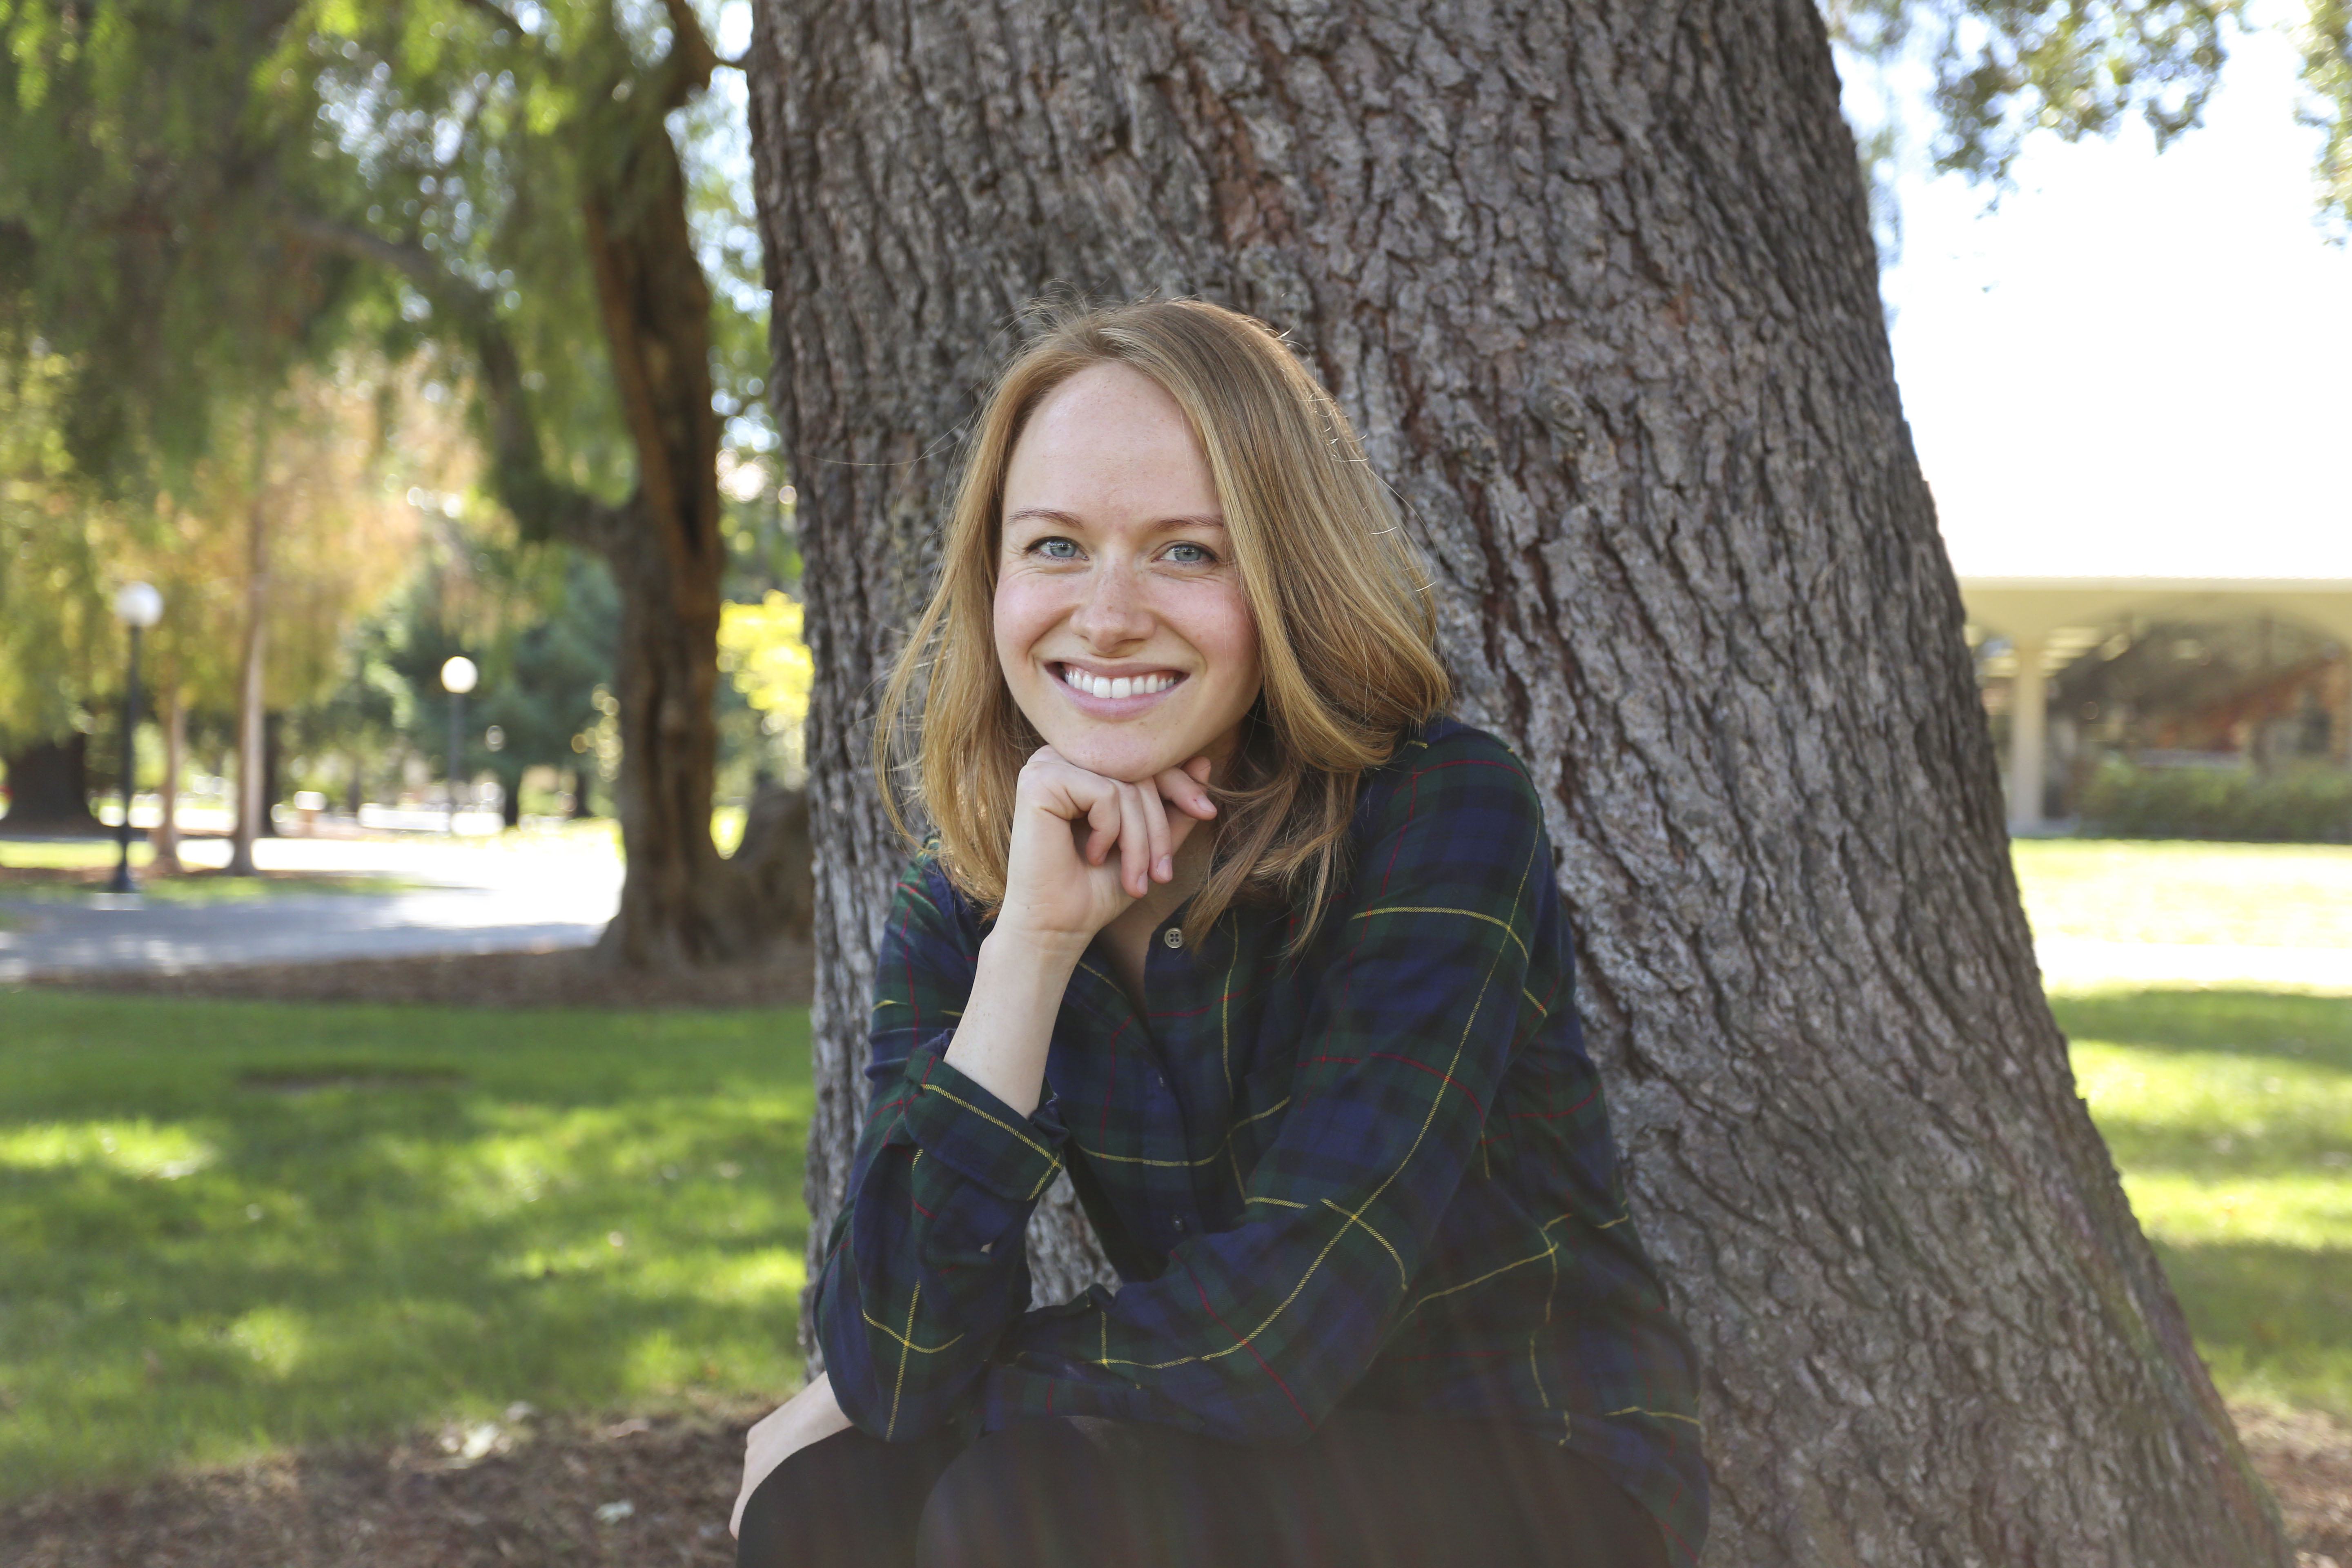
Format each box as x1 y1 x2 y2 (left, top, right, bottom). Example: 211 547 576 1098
892 1041 1068 1203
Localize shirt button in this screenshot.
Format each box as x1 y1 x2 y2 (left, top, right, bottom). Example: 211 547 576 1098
1162 927 1185 950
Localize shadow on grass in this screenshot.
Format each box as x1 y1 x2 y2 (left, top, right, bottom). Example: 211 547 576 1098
2154 1238 2352 1422
2051 987 2352 1068
0 991 813 1499
2054 989 2352 1183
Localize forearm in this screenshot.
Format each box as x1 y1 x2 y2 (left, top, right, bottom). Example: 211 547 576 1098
940 925 1086 1116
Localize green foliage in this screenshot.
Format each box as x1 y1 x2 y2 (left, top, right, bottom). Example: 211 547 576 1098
1827 0 2352 240
2300 0 2352 221
2058 986 2352 1420
2077 757 2352 842
0 0 368 481
1827 1 2253 182
0 990 811 1497
0 323 128 749
716 589 809 787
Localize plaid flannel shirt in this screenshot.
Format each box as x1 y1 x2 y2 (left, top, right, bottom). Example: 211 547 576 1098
813 717 1708 1566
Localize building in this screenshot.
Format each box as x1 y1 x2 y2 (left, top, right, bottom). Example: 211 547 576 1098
1958 577 2352 833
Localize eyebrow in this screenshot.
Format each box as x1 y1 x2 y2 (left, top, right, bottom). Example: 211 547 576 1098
1006 507 1227 532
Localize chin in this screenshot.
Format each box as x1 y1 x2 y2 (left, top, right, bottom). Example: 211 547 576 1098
1042 728 1188 784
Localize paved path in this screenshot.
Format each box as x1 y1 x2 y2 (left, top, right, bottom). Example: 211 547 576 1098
0 835 622 981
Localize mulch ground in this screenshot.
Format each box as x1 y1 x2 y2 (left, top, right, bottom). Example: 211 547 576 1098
0 1406 761 1568
5 952 2348 1561
15 943 814 1010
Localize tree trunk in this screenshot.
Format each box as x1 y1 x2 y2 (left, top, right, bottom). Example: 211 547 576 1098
0 735 101 831
259 710 283 837
229 466 269 878
151 684 185 875
745 3 2287 1563
564 31 809 968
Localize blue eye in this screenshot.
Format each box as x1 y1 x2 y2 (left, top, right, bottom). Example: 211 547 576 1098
1033 537 1080 560
1165 542 1214 565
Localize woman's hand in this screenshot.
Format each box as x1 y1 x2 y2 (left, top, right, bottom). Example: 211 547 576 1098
730 1370 853 1539
996 747 1218 948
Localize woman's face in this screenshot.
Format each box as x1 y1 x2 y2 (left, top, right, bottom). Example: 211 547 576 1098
994 363 1263 785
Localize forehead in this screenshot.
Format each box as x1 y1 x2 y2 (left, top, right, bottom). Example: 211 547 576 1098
1002 364 1220 523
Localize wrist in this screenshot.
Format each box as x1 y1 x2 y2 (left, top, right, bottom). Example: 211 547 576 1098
980 918 1092 971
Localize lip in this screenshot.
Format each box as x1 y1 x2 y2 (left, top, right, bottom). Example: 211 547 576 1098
1049 661 1187 715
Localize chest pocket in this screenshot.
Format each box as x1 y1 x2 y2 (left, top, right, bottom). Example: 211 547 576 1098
1218 1060 1296 1203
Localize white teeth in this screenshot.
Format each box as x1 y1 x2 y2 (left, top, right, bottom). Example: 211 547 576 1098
1061 667 1178 699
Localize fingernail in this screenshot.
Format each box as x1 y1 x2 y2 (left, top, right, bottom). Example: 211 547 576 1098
1156 855 1172 880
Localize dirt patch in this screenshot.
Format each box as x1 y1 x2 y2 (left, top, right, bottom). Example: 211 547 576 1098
0 1400 2343 1565
2241 1402 2352 1566
0 1406 758 1568
17 944 812 1010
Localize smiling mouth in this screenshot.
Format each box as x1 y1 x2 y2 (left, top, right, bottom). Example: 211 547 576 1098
1054 664 1184 702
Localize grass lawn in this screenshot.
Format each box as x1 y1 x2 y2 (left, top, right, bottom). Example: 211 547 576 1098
0 838 169 874
0 992 810 1501
2013 838 2352 948
0 835 2344 1505
2014 842 2352 1417
2058 985 2352 1422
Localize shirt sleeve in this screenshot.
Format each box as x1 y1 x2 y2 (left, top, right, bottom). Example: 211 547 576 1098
976 732 1550 1443
811 853 1071 1442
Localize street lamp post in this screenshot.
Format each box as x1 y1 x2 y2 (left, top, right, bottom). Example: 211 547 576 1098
109 582 164 895
440 655 478 834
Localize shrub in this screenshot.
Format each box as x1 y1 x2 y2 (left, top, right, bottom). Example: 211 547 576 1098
2078 758 2352 843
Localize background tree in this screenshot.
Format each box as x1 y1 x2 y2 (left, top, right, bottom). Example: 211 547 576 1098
744 0 2338 1561
0 334 111 829
272 0 806 960
0 0 804 956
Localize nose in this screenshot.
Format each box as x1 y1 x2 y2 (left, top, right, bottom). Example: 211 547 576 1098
1068 557 1152 648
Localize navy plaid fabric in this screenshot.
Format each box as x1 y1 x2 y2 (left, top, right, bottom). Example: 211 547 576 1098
813 717 1708 1565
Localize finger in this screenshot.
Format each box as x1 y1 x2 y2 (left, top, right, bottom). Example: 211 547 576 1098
1156 762 1217 822
1137 777 1173 884
1116 782 1152 898
1082 784 1123 865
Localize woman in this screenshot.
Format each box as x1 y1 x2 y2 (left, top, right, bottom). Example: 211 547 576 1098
732 300 1706 1568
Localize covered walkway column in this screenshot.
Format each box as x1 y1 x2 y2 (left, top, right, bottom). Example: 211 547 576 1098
2008 637 2049 835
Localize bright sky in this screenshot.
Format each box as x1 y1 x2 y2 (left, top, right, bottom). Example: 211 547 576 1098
1869 6 2352 580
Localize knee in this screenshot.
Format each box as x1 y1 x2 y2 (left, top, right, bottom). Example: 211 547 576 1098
735 1439 834 1568
915 1420 1104 1568
737 1428 921 1568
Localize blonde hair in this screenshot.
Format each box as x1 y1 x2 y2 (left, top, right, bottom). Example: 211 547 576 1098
874 298 1450 949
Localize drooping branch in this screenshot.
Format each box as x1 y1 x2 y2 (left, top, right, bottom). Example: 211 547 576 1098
454 0 528 40
283 214 627 553
654 0 721 107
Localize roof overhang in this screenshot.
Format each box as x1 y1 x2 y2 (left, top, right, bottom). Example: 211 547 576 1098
1956 577 2352 647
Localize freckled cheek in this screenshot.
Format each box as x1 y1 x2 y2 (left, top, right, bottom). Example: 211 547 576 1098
992 579 1071 671
1177 590 1260 691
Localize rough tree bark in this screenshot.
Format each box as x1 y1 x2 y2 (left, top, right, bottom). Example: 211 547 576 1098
746 2 2287 1563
